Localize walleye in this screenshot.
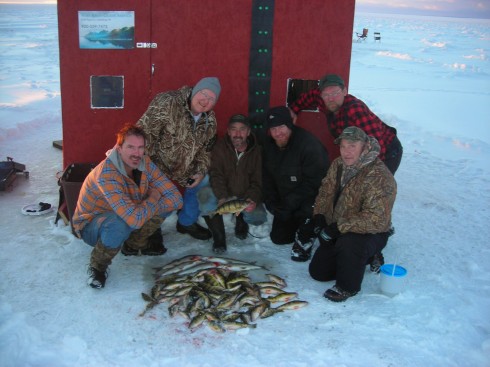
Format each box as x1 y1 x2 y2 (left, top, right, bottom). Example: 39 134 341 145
259 286 285 296
155 256 265 279
139 293 158 317
207 321 226 333
267 292 298 304
140 255 309 333
189 312 207 330
221 321 257 331
250 301 270 321
276 300 309 311
266 274 287 288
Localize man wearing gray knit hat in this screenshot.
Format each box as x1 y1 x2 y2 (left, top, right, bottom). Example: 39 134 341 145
191 77 221 101
135 77 221 248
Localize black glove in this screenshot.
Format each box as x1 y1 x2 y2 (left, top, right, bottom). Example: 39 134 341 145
312 214 327 235
319 222 341 243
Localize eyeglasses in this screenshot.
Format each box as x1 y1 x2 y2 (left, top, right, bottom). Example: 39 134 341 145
321 89 343 99
199 90 216 103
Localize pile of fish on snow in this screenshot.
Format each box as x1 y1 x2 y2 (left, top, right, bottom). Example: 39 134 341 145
141 255 308 332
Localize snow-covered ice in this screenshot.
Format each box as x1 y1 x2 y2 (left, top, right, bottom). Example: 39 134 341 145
1 5 489 367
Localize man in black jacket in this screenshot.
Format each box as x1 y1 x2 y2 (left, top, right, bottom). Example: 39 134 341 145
263 106 329 245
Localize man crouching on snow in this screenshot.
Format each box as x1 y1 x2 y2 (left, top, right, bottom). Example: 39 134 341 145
72 123 183 289
292 126 396 302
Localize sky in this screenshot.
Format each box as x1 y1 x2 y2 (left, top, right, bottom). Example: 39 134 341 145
356 0 490 18
1 0 490 19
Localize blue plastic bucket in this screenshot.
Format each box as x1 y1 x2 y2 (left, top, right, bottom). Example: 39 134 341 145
380 264 407 296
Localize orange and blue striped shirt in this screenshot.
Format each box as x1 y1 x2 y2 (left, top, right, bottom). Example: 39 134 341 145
72 153 182 235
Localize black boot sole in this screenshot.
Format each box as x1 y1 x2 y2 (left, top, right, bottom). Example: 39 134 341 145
121 247 140 256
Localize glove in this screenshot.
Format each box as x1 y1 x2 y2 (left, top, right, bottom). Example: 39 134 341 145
312 214 327 235
319 222 341 243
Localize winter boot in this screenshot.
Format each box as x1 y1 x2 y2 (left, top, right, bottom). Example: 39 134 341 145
143 227 167 256
122 216 166 256
176 221 212 240
290 236 313 262
88 241 120 288
87 267 107 289
324 285 358 302
235 213 249 240
203 215 226 253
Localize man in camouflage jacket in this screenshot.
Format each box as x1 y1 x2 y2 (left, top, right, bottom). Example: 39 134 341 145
294 126 397 302
137 77 221 240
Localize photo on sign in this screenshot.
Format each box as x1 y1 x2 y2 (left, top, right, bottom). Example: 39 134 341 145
79 11 134 49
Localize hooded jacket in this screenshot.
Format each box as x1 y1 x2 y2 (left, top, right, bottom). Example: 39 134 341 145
137 86 217 186
72 147 182 235
313 136 396 234
209 132 262 204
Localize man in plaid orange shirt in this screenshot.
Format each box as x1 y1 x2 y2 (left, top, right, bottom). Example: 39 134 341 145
72 124 183 289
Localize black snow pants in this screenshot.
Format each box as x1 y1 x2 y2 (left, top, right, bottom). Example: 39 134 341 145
309 232 389 293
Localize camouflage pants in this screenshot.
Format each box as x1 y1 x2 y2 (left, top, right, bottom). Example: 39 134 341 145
89 216 164 271
125 216 165 250
90 241 120 272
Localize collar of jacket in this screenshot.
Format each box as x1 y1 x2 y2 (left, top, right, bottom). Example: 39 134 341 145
107 144 147 178
340 135 380 187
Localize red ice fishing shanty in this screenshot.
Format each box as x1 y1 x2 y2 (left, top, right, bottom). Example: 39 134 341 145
57 0 356 167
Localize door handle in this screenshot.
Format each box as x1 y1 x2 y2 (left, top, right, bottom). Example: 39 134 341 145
151 64 155 76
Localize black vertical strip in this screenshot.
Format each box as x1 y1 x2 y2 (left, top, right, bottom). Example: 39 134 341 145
249 0 274 134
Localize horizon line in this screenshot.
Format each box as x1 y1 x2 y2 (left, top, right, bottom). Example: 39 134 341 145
0 2 488 20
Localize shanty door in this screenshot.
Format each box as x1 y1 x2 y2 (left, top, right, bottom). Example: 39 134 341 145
58 0 153 165
147 0 252 136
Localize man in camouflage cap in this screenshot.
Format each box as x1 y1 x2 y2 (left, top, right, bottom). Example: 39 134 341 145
289 74 402 270
293 126 397 302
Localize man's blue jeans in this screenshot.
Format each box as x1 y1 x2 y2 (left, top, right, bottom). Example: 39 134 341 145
80 212 132 249
177 174 210 226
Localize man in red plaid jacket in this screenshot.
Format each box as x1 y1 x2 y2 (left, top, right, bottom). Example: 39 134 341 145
289 74 402 175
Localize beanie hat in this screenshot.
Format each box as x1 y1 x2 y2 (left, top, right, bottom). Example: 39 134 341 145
334 126 368 144
191 77 221 101
266 106 293 129
319 74 345 91
228 114 250 128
